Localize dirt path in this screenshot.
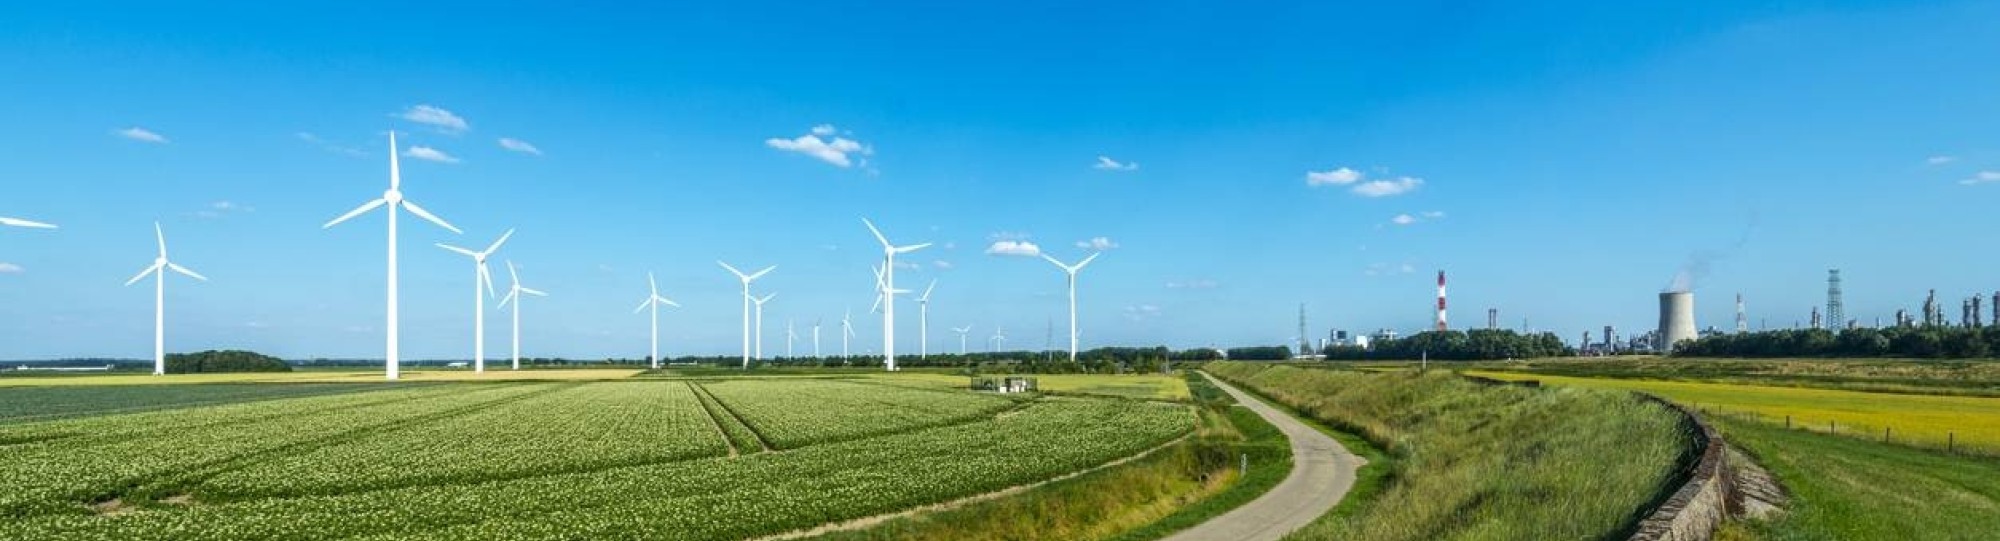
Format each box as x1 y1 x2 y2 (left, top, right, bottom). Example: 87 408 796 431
1164 372 1363 541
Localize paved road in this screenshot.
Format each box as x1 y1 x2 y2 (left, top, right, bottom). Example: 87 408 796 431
1163 372 1363 541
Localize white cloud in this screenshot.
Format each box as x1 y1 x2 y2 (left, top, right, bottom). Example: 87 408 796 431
397 105 469 133
1306 167 1361 186
1960 171 2000 185
1075 236 1119 250
1391 210 1446 226
988 231 1031 241
115 127 168 144
1123 304 1163 321
1352 176 1423 197
895 261 921 271
498 138 542 156
1390 214 1417 226
985 240 1042 257
1093 155 1138 171
933 260 955 270
1422 210 1446 219
1928 155 1957 165
0 262 22 274
1165 279 1218 289
404 146 461 164
766 127 873 168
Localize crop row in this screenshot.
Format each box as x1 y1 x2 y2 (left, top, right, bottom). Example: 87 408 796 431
0 384 541 517
702 379 1016 448
2 397 1195 540
199 382 728 499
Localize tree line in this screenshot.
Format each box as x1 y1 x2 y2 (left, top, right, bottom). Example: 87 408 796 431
1674 326 2000 359
165 350 292 373
1321 329 1573 361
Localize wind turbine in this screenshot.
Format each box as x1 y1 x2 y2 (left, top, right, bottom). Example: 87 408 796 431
953 325 973 355
497 260 547 371
752 292 776 361
785 319 796 359
861 218 930 371
718 261 775 369
124 222 206 376
324 131 462 380
990 325 1007 353
917 280 937 359
841 309 855 361
0 216 57 230
437 229 513 373
812 318 822 358
1041 252 1102 362
633 272 679 369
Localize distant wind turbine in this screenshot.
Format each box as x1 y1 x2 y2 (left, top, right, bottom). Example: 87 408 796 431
1041 252 1102 362
917 280 937 359
991 325 1007 353
861 218 930 372
497 260 547 371
719 261 775 369
812 318 822 358
785 319 796 359
323 131 462 380
633 272 679 369
953 325 973 355
437 229 513 373
841 309 855 361
124 222 206 376
752 292 777 360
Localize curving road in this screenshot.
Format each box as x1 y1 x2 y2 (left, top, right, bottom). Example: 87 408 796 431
1164 372 1363 541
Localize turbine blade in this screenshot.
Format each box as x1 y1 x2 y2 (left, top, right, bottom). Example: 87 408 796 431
870 293 883 313
635 297 653 313
1075 252 1101 271
1039 253 1066 269
747 266 776 282
323 198 387 229
124 262 163 286
167 262 207 281
501 289 518 309
521 287 547 297
893 242 932 254
755 292 777 304
0 216 58 229
717 261 746 279
483 228 515 255
648 272 659 295
658 296 680 307
507 260 520 287
154 222 167 257
920 280 936 301
479 263 496 298
400 200 461 234
436 244 479 258
861 217 890 248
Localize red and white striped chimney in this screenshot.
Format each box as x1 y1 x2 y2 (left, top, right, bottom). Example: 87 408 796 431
1436 270 1448 332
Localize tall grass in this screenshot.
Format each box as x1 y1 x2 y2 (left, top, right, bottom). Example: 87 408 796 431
1206 362 1690 541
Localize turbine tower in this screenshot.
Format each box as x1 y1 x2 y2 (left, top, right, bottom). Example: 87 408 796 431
752 292 777 361
436 229 513 373
840 309 855 361
785 319 796 359
991 325 1007 353
497 261 547 371
632 272 679 369
917 280 937 359
123 223 206 376
812 318 822 358
718 261 775 369
861 218 931 371
323 131 462 380
953 325 973 355
1039 252 1101 362
1435 270 1448 332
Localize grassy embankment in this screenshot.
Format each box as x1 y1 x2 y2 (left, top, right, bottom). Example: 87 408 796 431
1206 361 1691 541
806 372 1285 541
1473 357 2000 396
1466 369 2000 455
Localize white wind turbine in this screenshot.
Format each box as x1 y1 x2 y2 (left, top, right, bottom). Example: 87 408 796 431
991 325 1007 353
952 325 973 355
917 279 937 359
437 229 513 373
718 261 775 369
812 318 822 358
633 272 679 369
841 309 855 361
752 292 776 361
786 319 796 359
324 131 462 380
124 222 206 376
861 218 930 371
497 261 547 371
1041 252 1102 362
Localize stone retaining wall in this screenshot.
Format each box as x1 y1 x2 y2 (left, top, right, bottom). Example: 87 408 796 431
1627 396 1736 541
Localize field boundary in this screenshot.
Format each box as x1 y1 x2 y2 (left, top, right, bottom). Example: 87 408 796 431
746 431 1195 541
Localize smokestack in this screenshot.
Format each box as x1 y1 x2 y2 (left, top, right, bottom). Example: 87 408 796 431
1487 308 1498 330
1810 306 1821 330
1659 291 1696 353
1735 293 1747 334
1436 270 1447 332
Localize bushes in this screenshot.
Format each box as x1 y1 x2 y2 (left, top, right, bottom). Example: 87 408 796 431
1205 362 1690 541
1677 326 2000 359
164 350 291 374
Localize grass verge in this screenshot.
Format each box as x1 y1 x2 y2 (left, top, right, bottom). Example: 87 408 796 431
1715 414 2000 540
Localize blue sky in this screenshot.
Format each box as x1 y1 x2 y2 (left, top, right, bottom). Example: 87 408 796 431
3 1 1998 360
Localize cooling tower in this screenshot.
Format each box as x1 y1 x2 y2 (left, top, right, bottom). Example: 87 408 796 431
1659 291 1697 353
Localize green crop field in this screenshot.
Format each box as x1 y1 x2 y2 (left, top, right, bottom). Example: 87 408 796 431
0 378 1194 540
0 383 392 424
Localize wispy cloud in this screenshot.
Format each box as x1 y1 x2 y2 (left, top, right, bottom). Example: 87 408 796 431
396 105 469 134
1093 155 1138 171
1390 210 1446 226
1166 279 1218 289
933 260 955 270
404 146 461 164
985 240 1042 257
767 125 872 168
1075 236 1119 251
1364 262 1417 276
1928 155 1957 166
498 137 542 156
195 200 255 219
1305 167 1361 186
1961 171 2000 185
1353 176 1423 197
0 262 22 274
115 127 168 144
296 132 365 157
1123 304 1162 321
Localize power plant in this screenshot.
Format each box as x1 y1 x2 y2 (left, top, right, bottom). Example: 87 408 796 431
1658 291 1696 353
